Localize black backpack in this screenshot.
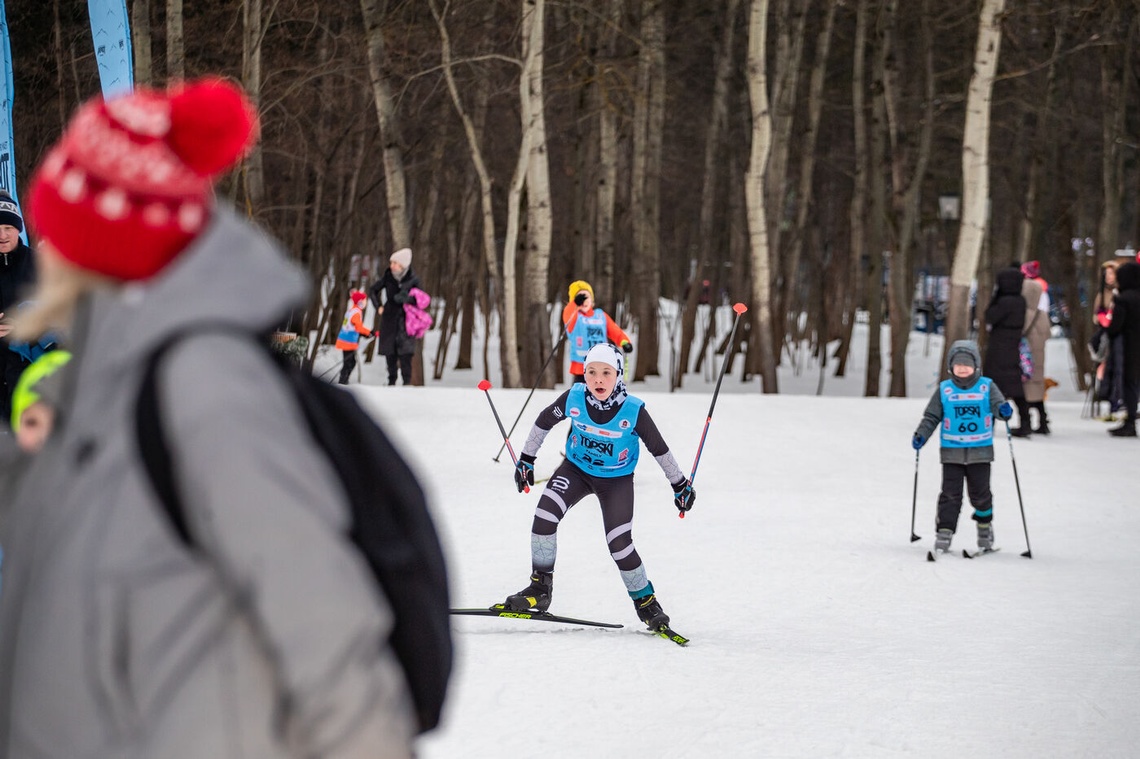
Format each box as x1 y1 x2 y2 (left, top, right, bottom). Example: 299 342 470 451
135 329 451 734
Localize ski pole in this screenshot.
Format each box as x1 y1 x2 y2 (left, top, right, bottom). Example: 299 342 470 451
682 302 748 519
493 327 569 462
910 449 921 543
478 379 529 493
1003 420 1033 558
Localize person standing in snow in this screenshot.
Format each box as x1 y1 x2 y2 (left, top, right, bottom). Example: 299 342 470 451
505 342 695 631
1020 260 1052 434
912 340 1013 555
334 289 373 385
0 192 36 430
0 78 416 758
1105 261 1140 437
563 280 632 383
368 247 421 386
983 266 1029 436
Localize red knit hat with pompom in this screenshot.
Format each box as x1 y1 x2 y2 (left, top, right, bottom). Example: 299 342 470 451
29 77 258 281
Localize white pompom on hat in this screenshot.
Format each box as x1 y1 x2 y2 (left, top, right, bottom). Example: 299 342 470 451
584 343 622 374
390 247 412 268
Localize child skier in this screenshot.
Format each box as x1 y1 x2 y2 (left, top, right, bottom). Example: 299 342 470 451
505 342 695 631
912 340 1013 554
334 289 374 385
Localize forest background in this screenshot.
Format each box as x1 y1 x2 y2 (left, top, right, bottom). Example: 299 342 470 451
5 0 1138 393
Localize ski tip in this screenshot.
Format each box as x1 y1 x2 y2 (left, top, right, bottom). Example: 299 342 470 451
732 302 748 315
962 549 973 559
477 379 492 391
926 551 936 562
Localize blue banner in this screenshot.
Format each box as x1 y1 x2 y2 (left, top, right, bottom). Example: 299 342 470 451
88 0 133 99
0 0 18 202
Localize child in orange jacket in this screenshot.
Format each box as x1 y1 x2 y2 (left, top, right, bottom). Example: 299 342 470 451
334 290 373 384
562 280 632 382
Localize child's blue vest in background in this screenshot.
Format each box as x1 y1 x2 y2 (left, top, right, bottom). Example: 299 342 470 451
939 377 993 448
564 385 642 477
568 310 608 364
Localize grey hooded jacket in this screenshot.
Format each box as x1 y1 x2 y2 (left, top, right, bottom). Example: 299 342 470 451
914 340 1008 465
0 208 416 758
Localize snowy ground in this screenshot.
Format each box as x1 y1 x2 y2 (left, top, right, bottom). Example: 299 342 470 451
333 315 1138 758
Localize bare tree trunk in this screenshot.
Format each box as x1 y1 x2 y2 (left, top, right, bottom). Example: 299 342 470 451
166 0 184 82
943 0 1006 359
361 0 410 249
631 0 664 381
862 0 893 397
131 0 152 87
767 0 810 345
675 0 741 389
835 0 869 379
1016 22 1064 264
745 0 778 393
594 0 623 309
1098 8 1133 257
781 0 836 357
241 0 273 212
522 0 554 389
886 0 933 398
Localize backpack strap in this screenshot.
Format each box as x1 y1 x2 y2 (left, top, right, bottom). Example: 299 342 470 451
136 333 195 547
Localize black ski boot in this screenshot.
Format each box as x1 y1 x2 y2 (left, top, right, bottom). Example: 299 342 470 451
634 593 670 629
505 571 553 612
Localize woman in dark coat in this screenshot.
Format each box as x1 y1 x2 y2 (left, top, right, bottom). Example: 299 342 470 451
983 266 1030 435
1106 261 1140 436
368 247 422 385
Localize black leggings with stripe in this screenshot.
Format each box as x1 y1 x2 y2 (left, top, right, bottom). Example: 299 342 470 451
529 459 641 573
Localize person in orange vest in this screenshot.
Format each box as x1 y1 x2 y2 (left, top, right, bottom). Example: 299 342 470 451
562 280 632 383
335 289 374 385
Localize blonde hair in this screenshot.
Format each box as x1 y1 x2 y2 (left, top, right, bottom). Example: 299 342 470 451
11 250 109 342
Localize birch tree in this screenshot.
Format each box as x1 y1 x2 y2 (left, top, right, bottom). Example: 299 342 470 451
360 0 410 249
943 0 1006 353
430 0 528 387
745 0 778 392
166 0 184 81
521 0 554 388
131 0 152 86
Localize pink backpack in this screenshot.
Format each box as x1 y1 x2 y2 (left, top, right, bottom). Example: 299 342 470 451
403 287 434 338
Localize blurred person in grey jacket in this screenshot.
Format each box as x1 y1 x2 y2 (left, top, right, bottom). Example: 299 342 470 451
0 78 416 758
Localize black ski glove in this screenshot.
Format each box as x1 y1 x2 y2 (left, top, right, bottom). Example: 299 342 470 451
515 453 536 493
672 478 695 513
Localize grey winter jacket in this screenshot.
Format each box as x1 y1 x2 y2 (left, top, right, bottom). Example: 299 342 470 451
0 208 416 758
914 341 1008 465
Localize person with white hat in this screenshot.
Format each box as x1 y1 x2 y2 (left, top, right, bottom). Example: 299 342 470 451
504 342 695 633
368 247 422 385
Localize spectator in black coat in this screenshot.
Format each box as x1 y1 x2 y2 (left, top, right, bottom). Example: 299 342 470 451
983 266 1029 435
0 191 37 429
1106 261 1140 437
368 247 422 386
